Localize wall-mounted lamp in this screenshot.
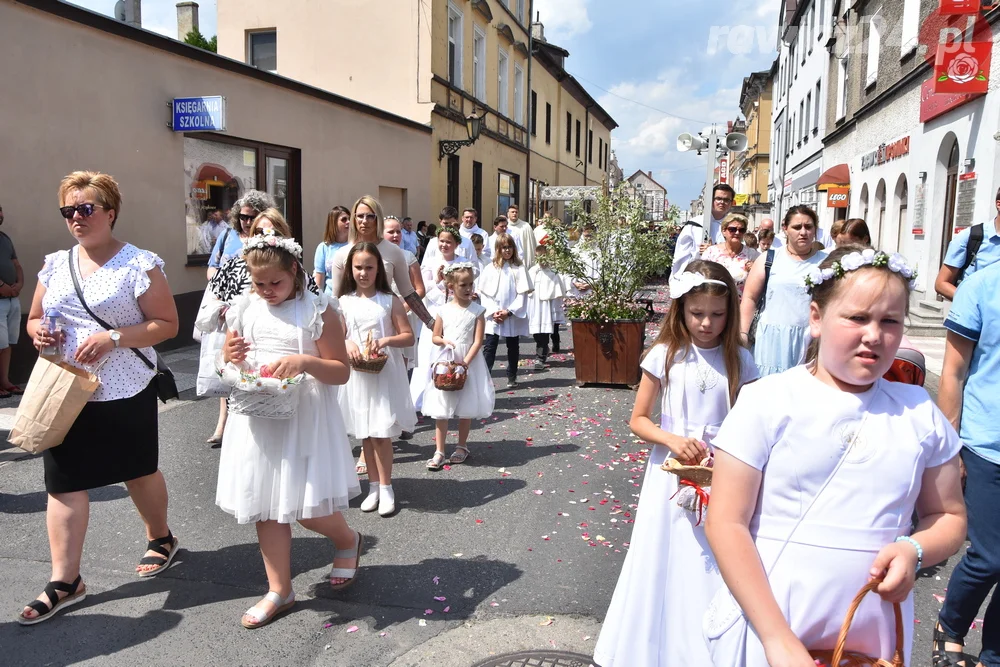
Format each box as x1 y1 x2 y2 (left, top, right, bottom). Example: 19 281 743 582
439 111 486 161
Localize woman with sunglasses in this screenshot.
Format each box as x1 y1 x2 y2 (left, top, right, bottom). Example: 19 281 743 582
328 196 434 329
19 171 180 625
207 190 274 281
701 213 760 296
313 206 351 295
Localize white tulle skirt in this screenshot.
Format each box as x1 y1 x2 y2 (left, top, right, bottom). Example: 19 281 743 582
421 344 495 420
216 377 361 524
339 348 417 439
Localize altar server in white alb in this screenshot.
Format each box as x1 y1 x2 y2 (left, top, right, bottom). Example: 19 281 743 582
526 239 566 368
672 183 733 276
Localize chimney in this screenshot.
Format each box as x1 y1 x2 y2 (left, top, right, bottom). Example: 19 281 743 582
531 11 545 42
117 0 141 28
177 1 200 39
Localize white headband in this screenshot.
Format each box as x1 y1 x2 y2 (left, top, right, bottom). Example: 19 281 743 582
803 248 918 292
669 272 729 299
243 228 304 260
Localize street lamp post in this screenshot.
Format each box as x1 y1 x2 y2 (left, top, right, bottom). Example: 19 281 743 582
676 126 748 227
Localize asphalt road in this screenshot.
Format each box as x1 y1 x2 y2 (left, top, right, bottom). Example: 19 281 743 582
0 284 988 666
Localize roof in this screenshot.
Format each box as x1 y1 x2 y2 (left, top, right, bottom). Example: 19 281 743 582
627 170 667 193
533 41 618 132
738 71 771 113
20 0 431 134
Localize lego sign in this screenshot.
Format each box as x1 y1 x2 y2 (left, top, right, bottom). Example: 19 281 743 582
827 186 850 208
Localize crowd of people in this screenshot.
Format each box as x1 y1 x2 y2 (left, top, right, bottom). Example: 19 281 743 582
10 171 997 667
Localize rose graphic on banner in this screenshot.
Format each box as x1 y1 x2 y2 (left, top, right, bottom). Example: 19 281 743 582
935 41 991 93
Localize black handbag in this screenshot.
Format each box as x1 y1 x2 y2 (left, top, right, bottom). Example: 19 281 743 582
67 249 179 403
747 248 774 348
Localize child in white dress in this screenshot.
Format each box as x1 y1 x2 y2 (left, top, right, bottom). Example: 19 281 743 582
217 232 362 630
705 246 967 667
593 261 758 667
479 233 533 388
337 243 416 518
422 264 495 469
527 243 566 368
410 227 462 411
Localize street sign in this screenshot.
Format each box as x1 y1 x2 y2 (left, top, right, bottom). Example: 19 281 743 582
171 96 226 132
912 182 925 235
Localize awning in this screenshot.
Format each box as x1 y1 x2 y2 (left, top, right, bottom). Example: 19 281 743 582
816 163 850 191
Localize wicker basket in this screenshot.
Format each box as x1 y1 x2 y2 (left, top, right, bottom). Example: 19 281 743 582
226 371 304 420
351 330 388 374
433 360 469 391
661 457 713 487
810 579 905 667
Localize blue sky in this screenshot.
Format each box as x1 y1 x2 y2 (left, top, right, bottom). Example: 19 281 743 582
71 0 778 208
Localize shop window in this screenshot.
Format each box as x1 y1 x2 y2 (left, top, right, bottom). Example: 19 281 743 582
247 30 277 72
184 135 299 265
448 4 464 89
498 170 519 215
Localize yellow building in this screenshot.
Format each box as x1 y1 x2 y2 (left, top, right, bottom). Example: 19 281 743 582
730 70 773 226
215 0 615 226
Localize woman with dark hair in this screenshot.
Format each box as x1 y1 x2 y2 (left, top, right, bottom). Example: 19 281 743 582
835 218 873 247
314 206 351 294
20 171 180 624
739 205 828 376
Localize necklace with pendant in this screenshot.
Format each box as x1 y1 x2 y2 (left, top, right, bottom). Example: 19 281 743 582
695 347 721 393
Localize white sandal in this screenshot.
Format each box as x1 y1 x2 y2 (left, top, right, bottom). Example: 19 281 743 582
329 531 363 590
241 591 295 629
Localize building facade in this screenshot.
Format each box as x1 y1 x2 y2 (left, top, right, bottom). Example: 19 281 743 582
1 0 432 379
822 0 1000 328
771 0 834 226
216 1 615 227
731 71 774 226
626 171 668 222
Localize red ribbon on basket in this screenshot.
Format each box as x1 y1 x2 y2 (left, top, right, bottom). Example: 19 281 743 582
670 479 710 526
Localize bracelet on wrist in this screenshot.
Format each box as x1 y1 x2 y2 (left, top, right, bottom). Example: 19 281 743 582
895 535 923 572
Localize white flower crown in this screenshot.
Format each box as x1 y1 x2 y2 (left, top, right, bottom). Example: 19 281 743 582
442 261 478 277
243 229 304 260
803 248 917 292
668 271 729 299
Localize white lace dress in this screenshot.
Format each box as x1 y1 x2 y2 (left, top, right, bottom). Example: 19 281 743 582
338 291 417 439
215 292 360 524
420 302 495 420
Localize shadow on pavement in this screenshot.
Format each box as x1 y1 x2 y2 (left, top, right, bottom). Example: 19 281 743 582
0 609 183 667
0 484 131 514
389 476 528 514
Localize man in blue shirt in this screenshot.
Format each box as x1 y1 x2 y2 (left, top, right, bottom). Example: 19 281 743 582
935 261 1000 667
934 186 1000 300
400 217 419 255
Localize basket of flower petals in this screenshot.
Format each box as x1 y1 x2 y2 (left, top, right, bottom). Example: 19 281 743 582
432 348 468 392
351 330 388 374
661 454 713 488
218 362 304 420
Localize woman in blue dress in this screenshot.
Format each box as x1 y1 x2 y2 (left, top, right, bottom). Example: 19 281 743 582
313 206 351 295
738 205 827 376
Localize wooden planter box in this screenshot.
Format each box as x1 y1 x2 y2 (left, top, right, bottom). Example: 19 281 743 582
570 319 646 388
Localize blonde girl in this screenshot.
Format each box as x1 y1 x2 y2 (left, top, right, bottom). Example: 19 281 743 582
478 233 533 388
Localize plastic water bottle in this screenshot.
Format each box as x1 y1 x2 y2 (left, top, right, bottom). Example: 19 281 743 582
41 309 62 359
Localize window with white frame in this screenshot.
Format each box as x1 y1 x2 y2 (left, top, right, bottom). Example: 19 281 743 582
448 4 464 89
837 55 848 119
517 0 525 23
817 0 825 37
804 93 811 140
473 26 486 102
808 6 815 48
901 0 919 55
498 48 509 117
865 12 881 88
514 64 524 125
799 101 805 141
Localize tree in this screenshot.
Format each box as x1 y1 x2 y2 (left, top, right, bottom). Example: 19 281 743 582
184 29 217 53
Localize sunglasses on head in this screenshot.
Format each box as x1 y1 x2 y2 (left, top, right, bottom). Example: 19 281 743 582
59 203 107 219
726 226 746 234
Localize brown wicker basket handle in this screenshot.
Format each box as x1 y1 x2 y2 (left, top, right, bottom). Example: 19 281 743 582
827 578 904 667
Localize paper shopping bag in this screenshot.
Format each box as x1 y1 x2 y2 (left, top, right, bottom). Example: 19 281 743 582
7 356 100 454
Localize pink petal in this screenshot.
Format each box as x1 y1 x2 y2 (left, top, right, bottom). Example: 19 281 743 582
533 490 544 495
433 576 440 585
443 606 451 612
346 625 359 633
434 596 447 601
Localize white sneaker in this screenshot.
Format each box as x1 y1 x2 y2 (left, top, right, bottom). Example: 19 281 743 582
360 489 379 512
378 494 395 517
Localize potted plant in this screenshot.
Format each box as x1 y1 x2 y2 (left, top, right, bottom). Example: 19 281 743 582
544 184 677 387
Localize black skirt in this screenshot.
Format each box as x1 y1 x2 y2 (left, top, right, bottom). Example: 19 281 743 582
43 380 159 494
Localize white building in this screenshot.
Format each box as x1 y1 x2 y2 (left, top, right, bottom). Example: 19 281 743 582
626 170 668 221
771 0 834 226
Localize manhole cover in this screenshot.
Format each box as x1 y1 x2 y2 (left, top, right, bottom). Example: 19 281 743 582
471 651 595 667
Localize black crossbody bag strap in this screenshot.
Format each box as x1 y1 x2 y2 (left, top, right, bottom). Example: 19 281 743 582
67 248 156 371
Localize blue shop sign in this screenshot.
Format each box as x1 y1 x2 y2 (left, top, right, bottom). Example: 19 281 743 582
171 96 226 132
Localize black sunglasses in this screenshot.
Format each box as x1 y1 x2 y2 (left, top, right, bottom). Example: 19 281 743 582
238 211 260 223
59 203 107 219
726 226 746 234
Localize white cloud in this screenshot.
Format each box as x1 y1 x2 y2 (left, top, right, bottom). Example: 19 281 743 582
533 0 592 42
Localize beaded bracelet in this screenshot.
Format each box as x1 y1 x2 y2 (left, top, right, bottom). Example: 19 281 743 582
895 536 924 572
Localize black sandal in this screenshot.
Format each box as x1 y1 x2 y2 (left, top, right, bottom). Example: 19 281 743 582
17 575 86 625
137 531 179 578
932 622 968 667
